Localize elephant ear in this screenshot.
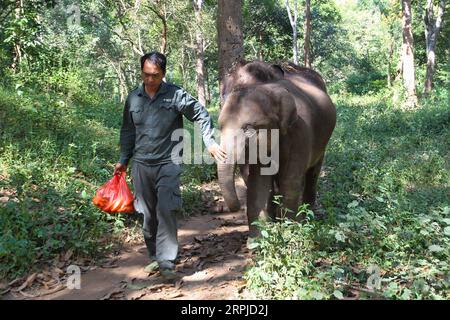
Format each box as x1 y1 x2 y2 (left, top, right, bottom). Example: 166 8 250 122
270 64 285 79
277 91 298 135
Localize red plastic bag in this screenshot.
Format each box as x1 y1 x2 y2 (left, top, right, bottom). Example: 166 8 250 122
93 172 135 213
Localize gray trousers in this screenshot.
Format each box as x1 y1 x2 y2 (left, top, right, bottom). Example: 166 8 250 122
131 161 182 268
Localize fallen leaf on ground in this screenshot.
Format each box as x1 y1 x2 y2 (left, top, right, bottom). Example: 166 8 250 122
52 267 64 275
236 280 247 293
101 257 120 269
130 291 147 300
8 277 25 287
147 284 168 291
19 290 37 298
100 288 124 300
102 264 119 269
13 273 37 292
166 291 183 299
194 260 206 270
44 283 66 295
1 288 11 296
194 236 204 243
187 271 208 281
174 280 184 290
36 273 50 281
81 266 94 272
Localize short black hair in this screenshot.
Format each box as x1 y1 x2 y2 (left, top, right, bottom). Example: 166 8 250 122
140 52 166 74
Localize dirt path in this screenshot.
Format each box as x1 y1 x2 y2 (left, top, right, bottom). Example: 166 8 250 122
3 179 253 300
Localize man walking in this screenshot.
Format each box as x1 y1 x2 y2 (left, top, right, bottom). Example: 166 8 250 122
114 52 226 279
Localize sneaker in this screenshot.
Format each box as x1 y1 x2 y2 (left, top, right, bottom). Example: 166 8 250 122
143 256 158 274
160 268 180 280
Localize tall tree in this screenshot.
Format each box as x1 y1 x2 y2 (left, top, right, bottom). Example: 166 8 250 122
285 0 299 64
217 0 244 106
148 0 168 54
400 0 417 106
303 0 312 68
424 0 445 94
193 0 207 106
11 0 24 72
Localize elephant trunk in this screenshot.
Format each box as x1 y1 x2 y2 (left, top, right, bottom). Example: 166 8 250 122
217 162 241 212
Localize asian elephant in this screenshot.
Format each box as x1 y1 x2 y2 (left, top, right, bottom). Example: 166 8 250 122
217 61 336 240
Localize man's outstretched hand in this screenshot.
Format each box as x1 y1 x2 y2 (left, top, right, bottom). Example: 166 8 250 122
207 143 227 163
114 163 127 175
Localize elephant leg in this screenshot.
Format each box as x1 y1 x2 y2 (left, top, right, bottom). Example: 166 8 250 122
302 155 324 208
239 164 249 187
282 192 303 221
267 184 277 220
268 178 283 219
246 165 272 239
278 179 303 222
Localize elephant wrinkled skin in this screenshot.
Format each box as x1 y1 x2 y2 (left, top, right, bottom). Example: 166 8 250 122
217 61 336 241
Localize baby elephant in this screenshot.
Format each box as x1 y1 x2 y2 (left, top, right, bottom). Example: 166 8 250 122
217 60 336 241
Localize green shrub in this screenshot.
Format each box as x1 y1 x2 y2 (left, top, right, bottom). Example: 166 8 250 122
345 70 387 95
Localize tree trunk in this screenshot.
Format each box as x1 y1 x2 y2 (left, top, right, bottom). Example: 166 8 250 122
97 45 126 102
285 0 299 65
11 0 23 72
388 41 394 87
401 0 417 107
217 0 244 107
204 54 211 104
424 0 445 94
149 2 167 54
304 0 312 68
193 0 207 107
112 62 128 103
180 48 187 88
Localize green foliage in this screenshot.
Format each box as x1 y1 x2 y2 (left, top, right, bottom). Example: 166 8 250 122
346 69 387 94
310 0 351 77
0 86 126 279
245 90 450 300
243 0 292 61
245 206 328 299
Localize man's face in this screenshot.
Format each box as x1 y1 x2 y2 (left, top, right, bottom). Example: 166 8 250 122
141 60 164 91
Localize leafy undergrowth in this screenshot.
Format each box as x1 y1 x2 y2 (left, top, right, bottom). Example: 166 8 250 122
0 87 126 280
245 90 449 300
